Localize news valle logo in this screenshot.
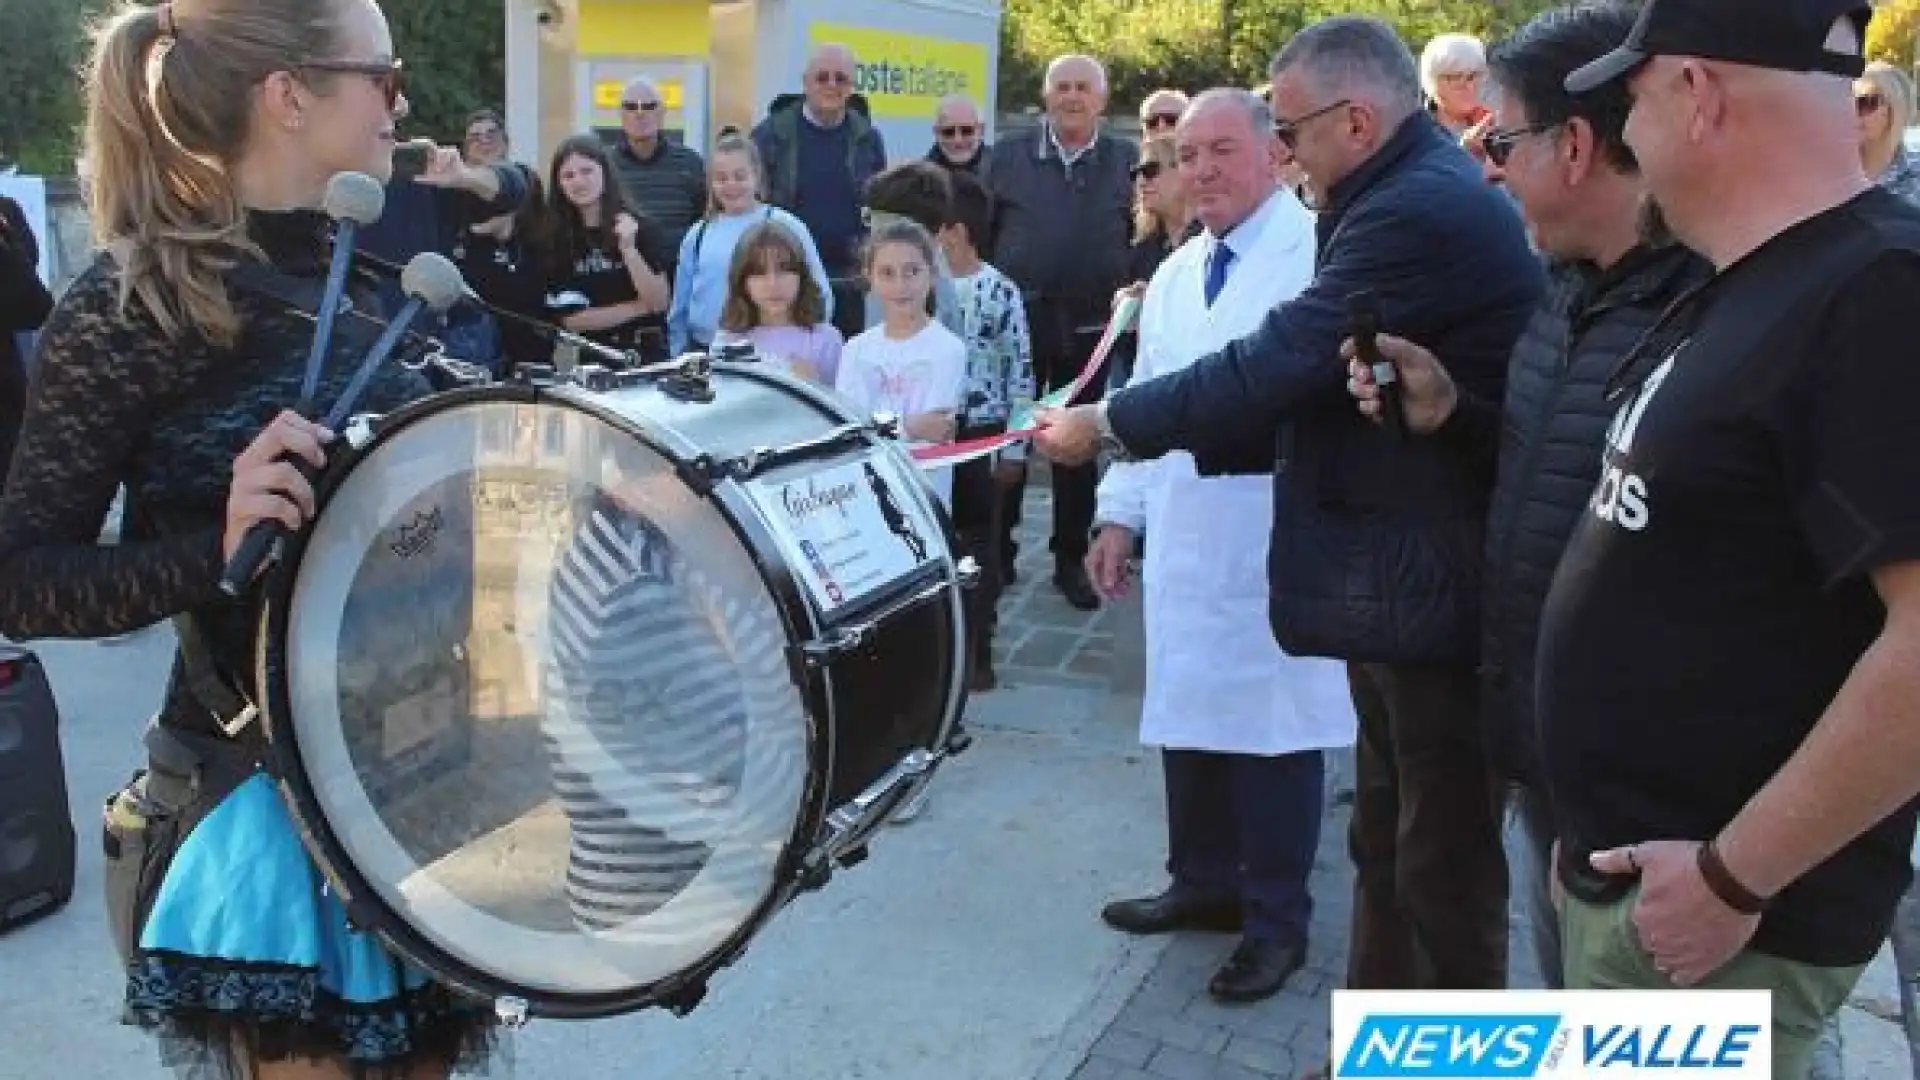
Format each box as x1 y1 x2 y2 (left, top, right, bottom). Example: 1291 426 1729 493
1330 990 1769 1077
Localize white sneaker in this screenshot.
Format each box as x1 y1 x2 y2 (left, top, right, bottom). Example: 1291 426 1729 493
891 785 931 824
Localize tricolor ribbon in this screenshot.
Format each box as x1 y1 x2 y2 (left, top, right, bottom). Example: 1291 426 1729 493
910 294 1142 469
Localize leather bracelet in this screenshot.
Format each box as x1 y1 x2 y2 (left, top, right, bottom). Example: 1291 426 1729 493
1697 839 1770 915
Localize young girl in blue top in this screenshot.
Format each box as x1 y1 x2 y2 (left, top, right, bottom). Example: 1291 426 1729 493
668 128 833 354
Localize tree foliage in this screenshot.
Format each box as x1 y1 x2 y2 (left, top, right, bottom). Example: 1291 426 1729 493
1000 0 1563 111
1867 0 1920 74
0 0 505 174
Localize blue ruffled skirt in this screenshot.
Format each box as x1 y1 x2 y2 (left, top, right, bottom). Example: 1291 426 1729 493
125 773 496 1079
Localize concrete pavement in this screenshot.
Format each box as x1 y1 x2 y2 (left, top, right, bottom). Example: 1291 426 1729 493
1 476 1915 1079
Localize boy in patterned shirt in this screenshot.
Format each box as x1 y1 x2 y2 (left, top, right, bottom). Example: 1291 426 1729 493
939 170 1034 691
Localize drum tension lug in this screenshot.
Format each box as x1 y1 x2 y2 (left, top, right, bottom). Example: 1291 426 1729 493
659 980 710 1018
799 625 871 667
676 455 721 496
660 351 717 404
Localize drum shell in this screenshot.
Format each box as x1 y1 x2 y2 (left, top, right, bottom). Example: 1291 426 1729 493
252 366 969 1019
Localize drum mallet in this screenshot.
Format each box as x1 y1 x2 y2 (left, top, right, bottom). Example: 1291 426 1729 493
218 252 468 596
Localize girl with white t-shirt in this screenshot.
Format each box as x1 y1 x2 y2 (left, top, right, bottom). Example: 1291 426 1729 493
834 220 968 511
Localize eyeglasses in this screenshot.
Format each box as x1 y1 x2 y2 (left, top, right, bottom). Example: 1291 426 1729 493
938 124 978 138
622 100 661 112
811 70 852 87
1144 112 1181 130
1272 99 1350 149
1480 122 1556 167
1131 160 1164 181
1857 92 1886 116
302 57 406 110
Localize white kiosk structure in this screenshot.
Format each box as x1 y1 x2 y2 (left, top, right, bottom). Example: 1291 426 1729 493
503 0 1004 168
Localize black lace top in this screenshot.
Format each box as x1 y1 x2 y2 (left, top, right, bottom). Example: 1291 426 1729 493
0 209 433 735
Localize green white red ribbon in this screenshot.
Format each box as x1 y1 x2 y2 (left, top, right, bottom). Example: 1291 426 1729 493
911 294 1142 469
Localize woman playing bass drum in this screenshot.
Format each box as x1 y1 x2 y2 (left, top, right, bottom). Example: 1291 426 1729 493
0 1 517 1076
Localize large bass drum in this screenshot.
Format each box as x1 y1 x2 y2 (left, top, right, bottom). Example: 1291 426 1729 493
254 357 974 1022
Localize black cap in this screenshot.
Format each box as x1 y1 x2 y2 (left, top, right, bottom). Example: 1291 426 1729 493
1565 0 1872 94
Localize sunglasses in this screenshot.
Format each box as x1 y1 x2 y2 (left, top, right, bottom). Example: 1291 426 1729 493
811 71 852 86
1131 160 1164 181
1480 122 1555 167
302 58 406 110
622 100 661 112
1143 112 1181 130
1272 98 1350 150
938 124 978 138
1857 92 1886 116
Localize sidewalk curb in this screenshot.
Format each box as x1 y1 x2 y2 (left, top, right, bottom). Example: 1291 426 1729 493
1029 935 1174 1080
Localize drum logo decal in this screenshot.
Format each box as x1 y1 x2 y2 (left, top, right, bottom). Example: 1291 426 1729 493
864 463 927 562
797 540 845 604
389 506 445 560
778 476 860 520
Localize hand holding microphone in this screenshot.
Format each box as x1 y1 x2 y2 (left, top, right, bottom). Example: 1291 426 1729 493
218 252 469 595
1340 327 1460 437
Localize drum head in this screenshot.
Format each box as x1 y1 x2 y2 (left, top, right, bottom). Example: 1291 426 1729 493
267 394 814 1017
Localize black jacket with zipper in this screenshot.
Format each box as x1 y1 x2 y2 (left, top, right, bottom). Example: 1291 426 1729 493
1447 242 1711 788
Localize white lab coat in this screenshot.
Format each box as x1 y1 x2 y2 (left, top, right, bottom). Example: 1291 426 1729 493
1097 191 1356 756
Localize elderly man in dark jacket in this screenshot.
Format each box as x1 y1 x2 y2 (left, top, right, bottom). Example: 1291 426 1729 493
1035 16 1544 992
1346 2 1712 990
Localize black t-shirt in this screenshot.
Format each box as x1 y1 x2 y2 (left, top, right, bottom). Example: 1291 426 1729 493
452 231 550 368
1537 190 1920 967
547 222 671 361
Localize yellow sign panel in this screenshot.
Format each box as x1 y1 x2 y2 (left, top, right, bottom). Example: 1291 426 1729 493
593 79 685 111
807 23 989 120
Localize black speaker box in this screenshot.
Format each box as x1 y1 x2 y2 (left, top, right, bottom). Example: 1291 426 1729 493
0 644 74 934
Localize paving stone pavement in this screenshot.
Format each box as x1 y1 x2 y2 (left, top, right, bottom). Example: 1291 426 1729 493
999 466 1906 1080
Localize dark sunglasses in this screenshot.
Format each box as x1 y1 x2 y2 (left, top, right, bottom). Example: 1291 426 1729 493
1480 122 1555 167
811 70 852 86
302 57 406 110
622 100 661 112
1131 160 1164 181
1144 112 1181 130
938 124 978 138
1857 92 1886 116
1272 98 1350 149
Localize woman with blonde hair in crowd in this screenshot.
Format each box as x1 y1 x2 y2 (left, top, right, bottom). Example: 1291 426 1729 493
0 0 502 1076
1139 88 1190 139
1857 60 1920 204
667 126 832 354
1106 135 1190 391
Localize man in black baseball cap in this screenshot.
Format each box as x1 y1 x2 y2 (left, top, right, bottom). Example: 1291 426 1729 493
1564 0 1870 92
1530 0 1920 1075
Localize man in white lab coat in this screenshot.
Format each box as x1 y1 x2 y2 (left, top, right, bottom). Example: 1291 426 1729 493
1088 88 1355 1003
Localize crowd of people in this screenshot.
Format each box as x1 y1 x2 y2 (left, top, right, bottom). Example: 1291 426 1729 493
1028 1 1920 1078
2 0 1920 1077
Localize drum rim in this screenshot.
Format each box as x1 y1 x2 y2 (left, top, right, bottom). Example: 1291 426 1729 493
253 381 833 1019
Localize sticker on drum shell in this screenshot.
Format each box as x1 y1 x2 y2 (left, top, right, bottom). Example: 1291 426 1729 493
748 455 943 613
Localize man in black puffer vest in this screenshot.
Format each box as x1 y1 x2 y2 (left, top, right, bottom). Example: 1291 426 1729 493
1345 2 1710 989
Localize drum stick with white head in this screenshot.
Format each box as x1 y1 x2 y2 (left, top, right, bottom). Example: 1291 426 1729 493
300 172 386 412
323 253 467 429
218 252 467 597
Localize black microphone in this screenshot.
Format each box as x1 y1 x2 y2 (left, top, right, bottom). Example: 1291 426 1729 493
298 173 386 412
218 253 468 597
1347 289 1404 441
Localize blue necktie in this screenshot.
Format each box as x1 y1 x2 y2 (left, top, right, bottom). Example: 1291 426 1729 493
1204 240 1235 307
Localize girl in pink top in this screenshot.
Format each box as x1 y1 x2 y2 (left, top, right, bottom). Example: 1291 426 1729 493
710 222 843 385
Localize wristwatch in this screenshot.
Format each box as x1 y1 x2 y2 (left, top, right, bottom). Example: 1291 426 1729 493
1094 400 1136 462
